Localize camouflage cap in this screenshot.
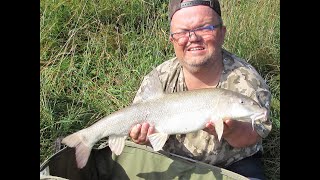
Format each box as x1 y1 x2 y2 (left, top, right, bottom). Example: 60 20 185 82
168 0 221 23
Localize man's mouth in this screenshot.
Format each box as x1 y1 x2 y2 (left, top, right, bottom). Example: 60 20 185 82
188 47 205 51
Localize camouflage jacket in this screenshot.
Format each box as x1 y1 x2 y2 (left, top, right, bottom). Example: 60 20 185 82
132 49 272 167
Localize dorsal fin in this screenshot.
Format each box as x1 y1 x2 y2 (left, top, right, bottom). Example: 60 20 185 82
133 69 164 104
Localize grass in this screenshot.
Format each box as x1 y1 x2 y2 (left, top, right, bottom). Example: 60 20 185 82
40 0 280 179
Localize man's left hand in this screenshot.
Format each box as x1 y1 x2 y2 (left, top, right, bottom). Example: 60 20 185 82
204 119 261 148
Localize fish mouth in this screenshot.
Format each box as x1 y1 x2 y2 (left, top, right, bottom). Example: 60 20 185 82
250 108 267 121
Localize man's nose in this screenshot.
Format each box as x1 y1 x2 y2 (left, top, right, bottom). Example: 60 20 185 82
188 31 200 42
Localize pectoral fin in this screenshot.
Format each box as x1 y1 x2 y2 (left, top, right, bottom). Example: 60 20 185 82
108 135 127 155
148 133 169 151
213 119 224 141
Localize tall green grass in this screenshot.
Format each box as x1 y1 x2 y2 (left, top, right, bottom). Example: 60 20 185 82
40 0 280 179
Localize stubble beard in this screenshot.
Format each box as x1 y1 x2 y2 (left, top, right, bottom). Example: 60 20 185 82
181 54 214 73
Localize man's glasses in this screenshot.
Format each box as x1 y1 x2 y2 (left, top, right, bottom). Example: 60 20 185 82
170 24 222 46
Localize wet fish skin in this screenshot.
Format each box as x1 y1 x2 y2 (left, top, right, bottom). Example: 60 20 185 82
62 88 267 169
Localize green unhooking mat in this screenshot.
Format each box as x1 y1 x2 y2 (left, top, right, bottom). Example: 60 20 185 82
40 140 248 180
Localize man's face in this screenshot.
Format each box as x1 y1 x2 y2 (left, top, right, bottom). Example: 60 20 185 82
170 5 226 73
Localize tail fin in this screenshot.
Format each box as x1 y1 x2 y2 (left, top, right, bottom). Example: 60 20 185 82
61 132 92 169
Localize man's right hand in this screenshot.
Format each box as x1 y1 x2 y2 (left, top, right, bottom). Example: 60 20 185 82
129 122 155 145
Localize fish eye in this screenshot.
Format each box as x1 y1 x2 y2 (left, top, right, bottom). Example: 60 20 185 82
240 99 244 104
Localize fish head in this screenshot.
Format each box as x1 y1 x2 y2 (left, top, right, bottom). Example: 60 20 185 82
227 96 267 121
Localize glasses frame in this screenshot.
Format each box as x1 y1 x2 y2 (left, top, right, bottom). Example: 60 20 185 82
170 24 222 44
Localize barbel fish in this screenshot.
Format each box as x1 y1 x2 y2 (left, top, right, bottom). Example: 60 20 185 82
62 74 267 169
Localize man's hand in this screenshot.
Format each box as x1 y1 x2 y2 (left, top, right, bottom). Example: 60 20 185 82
129 122 155 145
204 119 261 148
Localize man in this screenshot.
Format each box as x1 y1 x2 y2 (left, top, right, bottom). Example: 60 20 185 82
129 0 272 179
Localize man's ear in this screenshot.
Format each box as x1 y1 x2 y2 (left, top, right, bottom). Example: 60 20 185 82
221 26 226 38
220 26 227 45
169 35 174 43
